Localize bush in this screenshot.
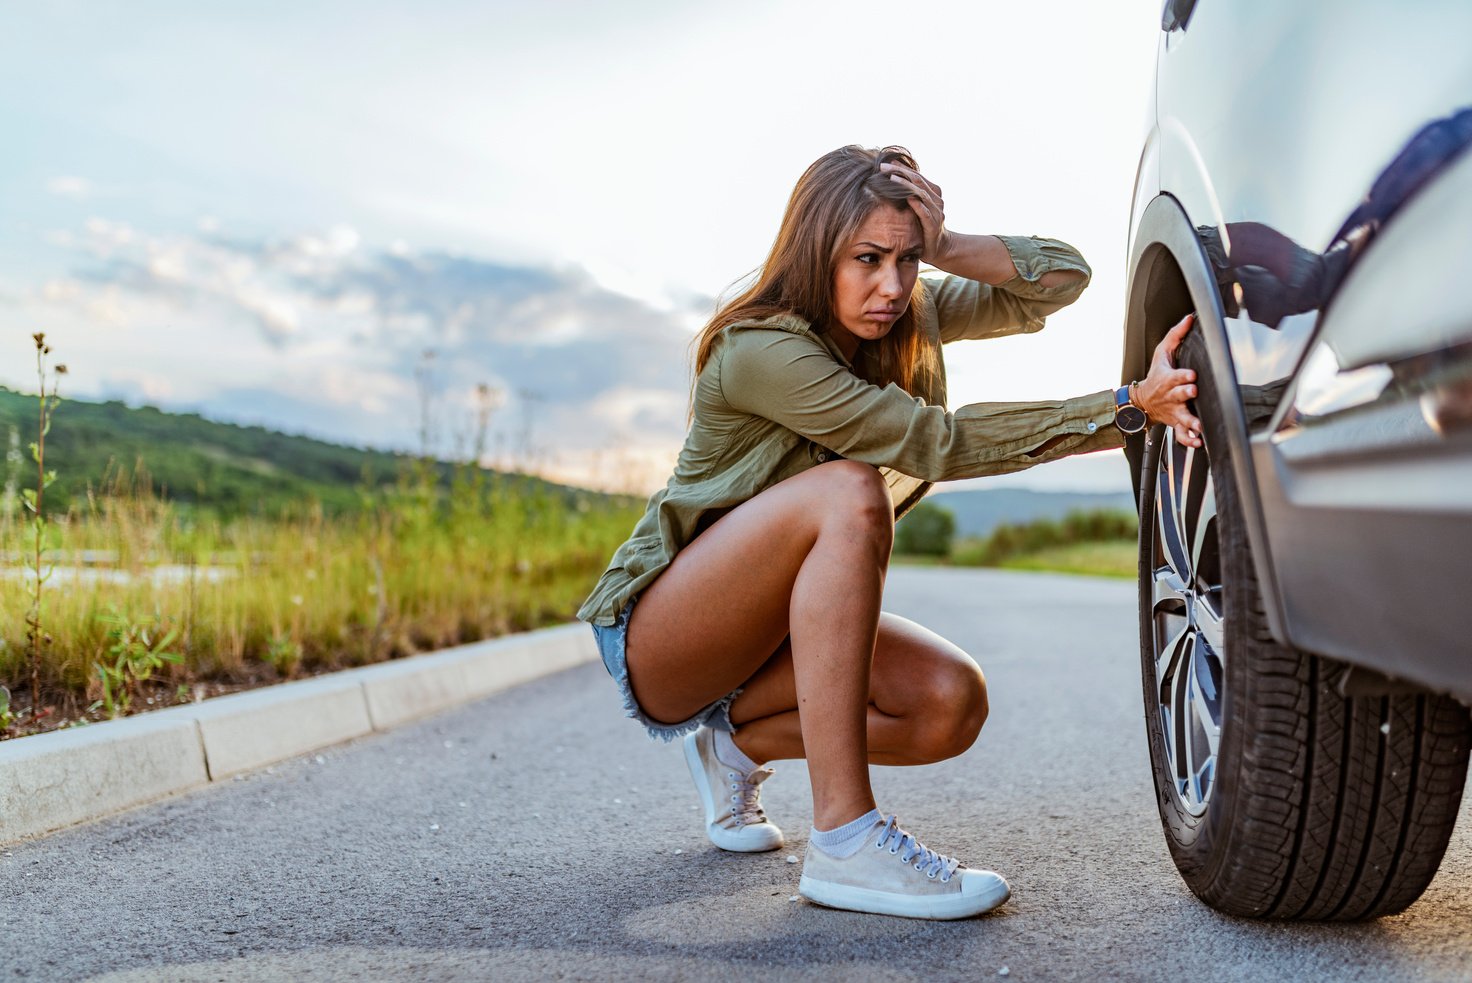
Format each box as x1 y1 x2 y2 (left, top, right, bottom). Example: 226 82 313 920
894 502 955 556
952 508 1139 566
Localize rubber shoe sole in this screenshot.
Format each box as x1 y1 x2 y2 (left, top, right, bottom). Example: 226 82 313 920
798 868 1011 920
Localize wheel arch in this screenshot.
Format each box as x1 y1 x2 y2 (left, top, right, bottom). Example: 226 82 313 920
1121 193 1290 643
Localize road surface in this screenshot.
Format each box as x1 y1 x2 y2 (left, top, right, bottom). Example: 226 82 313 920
2 568 1469 981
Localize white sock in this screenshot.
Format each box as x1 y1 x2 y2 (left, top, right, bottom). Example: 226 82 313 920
809 808 884 859
712 727 760 774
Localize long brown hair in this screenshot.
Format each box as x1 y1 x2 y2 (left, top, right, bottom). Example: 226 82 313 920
691 145 936 410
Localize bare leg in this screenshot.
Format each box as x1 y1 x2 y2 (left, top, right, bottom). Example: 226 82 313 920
627 461 894 829
727 612 988 769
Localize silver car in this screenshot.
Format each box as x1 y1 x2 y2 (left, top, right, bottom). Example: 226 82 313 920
1122 0 1472 919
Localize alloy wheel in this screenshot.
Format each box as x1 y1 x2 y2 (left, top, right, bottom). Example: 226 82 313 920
1150 428 1225 816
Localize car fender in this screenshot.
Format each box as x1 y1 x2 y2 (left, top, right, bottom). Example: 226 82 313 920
1122 192 1289 643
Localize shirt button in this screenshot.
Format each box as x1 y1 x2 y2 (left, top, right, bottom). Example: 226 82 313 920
817 452 828 462
1086 422 1098 433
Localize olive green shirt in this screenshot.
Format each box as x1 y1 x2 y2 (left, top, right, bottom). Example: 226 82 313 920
577 234 1126 627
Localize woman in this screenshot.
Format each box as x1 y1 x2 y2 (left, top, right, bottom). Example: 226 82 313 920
576 146 1200 920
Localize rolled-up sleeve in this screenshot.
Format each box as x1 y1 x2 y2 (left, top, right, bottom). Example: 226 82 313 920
717 327 1123 482
929 235 1093 343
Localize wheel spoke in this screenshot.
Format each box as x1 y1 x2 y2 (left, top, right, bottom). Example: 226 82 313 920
1174 634 1219 810
1189 470 1217 585
1190 647 1222 760
1174 439 1197 580
1155 459 1191 586
1190 759 1215 808
1172 634 1197 782
1152 564 1188 614
1180 626 1224 812
1156 619 1190 683
1197 589 1226 658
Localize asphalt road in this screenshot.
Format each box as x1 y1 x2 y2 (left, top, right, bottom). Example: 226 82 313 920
2 568 1469 982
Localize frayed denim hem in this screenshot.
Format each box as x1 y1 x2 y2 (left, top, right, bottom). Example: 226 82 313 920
592 594 744 743
620 681 743 744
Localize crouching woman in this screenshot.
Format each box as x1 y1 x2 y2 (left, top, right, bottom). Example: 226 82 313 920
577 145 1199 920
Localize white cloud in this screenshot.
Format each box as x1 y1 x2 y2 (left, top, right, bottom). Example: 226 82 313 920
12 217 697 491
145 244 188 282
310 362 409 416
588 386 688 435
40 277 82 303
45 176 93 200
41 277 127 325
81 217 135 254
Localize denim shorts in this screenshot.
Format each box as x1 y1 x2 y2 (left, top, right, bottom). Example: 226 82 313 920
591 593 743 742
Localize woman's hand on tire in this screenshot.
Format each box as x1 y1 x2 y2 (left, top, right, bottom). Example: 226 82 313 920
1137 313 1205 448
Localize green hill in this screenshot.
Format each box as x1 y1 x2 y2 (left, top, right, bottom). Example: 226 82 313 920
0 386 591 518
925 487 1136 539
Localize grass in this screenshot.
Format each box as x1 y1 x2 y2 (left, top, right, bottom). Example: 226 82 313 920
994 539 1137 579
0 463 639 738
892 508 1141 580
894 539 1138 579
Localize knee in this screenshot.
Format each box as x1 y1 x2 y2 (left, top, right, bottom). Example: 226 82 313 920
911 656 988 764
812 461 893 549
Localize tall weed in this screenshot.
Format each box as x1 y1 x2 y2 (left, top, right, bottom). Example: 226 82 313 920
0 462 638 729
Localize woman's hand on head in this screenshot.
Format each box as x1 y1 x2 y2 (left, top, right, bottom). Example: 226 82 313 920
880 161 952 265
1136 313 1205 448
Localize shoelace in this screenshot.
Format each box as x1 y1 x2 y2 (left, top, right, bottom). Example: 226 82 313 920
875 814 962 883
725 766 775 827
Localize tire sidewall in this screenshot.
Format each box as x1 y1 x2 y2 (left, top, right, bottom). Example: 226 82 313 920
1137 331 1254 887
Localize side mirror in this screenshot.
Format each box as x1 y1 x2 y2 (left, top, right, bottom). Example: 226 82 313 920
1161 0 1199 33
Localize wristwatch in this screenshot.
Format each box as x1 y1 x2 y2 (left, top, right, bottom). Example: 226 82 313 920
1114 384 1147 435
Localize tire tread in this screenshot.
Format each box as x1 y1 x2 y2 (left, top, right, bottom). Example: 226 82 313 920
1138 331 1472 920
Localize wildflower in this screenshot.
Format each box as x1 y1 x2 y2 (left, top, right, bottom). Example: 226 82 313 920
32 332 44 348
55 365 68 375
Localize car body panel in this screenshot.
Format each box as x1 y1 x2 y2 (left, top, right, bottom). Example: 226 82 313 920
1156 0 1472 402
1125 0 1472 701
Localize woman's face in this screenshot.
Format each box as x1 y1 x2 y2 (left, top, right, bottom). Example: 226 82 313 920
829 205 923 361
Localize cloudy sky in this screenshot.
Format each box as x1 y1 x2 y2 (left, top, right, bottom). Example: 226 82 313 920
0 0 1159 494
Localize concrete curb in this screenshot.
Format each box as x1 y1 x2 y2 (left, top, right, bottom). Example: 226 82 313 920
0 621 596 846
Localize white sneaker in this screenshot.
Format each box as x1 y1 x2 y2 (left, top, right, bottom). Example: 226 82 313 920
683 727 784 852
799 814 1010 919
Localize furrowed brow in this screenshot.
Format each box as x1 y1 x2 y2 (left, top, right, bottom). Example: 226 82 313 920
854 241 925 253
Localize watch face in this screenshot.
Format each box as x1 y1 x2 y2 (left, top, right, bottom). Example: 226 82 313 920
1116 404 1148 434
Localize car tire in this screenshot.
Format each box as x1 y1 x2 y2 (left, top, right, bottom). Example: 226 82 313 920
1137 329 1472 920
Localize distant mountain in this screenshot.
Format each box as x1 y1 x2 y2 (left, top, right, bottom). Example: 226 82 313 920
923 487 1136 539
0 386 603 518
